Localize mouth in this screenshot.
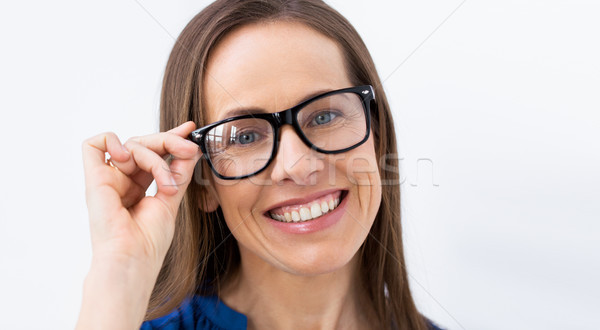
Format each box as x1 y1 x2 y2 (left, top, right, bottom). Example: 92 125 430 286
265 190 348 223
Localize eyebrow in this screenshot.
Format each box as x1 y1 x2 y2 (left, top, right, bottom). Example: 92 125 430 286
218 88 333 121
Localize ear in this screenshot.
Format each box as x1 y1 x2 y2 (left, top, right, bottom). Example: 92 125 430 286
198 187 220 213
193 156 220 213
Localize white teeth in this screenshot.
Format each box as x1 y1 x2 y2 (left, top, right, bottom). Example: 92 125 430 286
269 193 344 223
291 211 300 222
299 207 312 221
320 201 329 213
310 204 322 218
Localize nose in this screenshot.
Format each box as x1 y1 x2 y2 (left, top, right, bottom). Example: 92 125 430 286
269 125 325 185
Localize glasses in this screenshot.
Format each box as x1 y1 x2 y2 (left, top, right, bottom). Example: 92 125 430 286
189 85 375 180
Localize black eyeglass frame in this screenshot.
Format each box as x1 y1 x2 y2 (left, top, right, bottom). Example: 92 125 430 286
189 85 375 180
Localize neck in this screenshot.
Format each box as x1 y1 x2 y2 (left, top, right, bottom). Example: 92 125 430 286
220 247 373 330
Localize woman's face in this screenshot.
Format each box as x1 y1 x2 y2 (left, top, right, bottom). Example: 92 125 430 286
202 21 382 276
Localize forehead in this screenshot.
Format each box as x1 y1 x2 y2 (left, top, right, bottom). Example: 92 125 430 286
203 20 351 123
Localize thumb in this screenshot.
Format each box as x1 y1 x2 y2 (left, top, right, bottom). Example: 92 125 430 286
153 145 202 216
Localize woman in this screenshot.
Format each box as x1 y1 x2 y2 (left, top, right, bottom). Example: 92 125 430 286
77 0 441 329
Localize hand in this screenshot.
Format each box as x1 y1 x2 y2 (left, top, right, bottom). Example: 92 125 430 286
81 121 201 272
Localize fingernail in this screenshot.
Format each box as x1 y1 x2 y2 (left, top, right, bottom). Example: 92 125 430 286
121 145 130 154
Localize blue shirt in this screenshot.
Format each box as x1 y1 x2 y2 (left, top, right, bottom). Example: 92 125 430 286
140 295 443 329
141 295 246 330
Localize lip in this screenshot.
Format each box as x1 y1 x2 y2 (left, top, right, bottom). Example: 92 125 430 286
264 189 349 234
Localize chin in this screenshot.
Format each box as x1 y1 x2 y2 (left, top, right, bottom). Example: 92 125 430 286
271 243 360 277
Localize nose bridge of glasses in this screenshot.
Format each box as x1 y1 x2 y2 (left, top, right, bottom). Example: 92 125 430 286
273 107 295 126
272 106 316 152
272 107 303 142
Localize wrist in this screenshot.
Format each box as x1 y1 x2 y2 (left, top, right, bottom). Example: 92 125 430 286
76 258 161 329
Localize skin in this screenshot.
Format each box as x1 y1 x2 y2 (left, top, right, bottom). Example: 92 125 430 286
201 21 383 329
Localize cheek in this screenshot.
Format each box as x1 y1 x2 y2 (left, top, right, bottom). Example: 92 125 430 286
212 179 260 225
338 137 381 187
335 137 382 220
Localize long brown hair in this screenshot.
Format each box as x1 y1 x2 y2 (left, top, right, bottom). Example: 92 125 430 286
151 0 427 328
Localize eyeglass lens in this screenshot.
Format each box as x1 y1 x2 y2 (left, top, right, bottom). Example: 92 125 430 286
204 92 366 178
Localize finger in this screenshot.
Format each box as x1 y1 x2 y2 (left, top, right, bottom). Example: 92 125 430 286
166 121 196 137
124 140 180 196
160 152 202 191
153 148 202 214
109 133 197 178
128 129 199 162
115 135 200 192
129 147 202 195
123 142 202 218
105 122 200 194
82 132 131 186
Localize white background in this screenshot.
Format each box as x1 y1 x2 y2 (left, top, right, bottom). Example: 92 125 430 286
1 0 599 329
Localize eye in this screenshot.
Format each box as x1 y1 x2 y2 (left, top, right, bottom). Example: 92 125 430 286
312 111 337 125
235 131 259 145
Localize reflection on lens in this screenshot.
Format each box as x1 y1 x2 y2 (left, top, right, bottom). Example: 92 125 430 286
205 118 274 178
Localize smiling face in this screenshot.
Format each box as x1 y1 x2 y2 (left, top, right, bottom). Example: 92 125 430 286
202 21 382 276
